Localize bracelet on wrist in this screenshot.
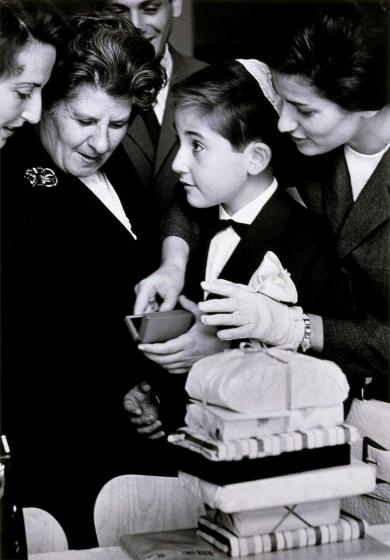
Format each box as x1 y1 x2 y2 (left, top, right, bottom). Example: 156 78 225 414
300 313 312 353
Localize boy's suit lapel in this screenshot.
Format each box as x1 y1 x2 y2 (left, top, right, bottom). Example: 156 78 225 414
219 189 293 285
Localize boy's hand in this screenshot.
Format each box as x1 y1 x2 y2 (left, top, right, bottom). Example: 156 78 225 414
138 295 230 374
199 279 305 349
123 382 165 440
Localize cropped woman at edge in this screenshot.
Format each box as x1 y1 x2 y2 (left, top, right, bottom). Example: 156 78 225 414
0 0 67 149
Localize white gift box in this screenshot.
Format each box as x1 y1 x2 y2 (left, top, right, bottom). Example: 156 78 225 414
179 461 376 513
185 401 344 441
198 513 367 557
205 499 341 537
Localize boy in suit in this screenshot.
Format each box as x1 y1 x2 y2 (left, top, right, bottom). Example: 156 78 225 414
132 60 339 436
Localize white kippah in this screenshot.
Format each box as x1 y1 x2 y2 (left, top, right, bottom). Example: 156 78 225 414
236 59 282 115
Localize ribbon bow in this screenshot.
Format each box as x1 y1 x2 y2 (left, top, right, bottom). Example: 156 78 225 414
24 167 58 188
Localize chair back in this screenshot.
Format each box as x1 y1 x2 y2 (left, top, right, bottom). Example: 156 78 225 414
23 507 68 554
94 474 203 546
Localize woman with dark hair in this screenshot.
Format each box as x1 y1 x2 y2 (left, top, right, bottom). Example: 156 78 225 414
0 0 67 148
2 10 165 547
200 0 389 403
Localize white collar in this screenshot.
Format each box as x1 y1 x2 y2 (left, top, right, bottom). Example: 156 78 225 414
219 178 278 224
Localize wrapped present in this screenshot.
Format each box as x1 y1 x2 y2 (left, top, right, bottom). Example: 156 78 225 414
179 461 376 513
169 424 359 461
171 443 350 485
205 499 341 537
120 528 390 560
185 401 344 441
197 513 367 557
185 348 349 415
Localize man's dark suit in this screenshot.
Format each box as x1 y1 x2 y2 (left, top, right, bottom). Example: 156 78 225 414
121 46 206 216
297 148 390 401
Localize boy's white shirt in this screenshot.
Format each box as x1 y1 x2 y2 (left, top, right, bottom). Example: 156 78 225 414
204 178 278 295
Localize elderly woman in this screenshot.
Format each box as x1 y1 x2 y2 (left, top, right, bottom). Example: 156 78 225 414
0 0 67 149
1 10 165 548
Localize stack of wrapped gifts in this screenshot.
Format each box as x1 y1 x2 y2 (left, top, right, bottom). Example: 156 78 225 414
168 347 376 556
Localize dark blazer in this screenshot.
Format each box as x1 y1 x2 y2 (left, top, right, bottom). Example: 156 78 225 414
0 125 168 546
121 46 206 216
184 187 338 315
297 148 390 401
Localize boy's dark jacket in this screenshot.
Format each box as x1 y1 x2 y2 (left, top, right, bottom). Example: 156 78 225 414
185 187 340 315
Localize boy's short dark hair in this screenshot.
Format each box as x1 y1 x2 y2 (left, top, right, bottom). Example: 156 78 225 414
172 60 282 153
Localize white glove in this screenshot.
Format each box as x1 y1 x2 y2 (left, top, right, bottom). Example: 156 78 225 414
199 279 305 350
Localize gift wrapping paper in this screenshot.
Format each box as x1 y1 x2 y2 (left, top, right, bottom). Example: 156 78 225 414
174 444 350 485
205 499 341 537
197 513 367 556
185 348 349 414
185 401 344 441
178 461 376 512
169 423 359 461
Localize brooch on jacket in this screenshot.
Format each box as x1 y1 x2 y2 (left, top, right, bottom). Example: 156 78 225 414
24 167 58 188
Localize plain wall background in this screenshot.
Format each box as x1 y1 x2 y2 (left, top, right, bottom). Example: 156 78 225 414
170 0 194 56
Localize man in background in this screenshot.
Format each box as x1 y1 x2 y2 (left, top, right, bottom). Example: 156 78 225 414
109 0 206 216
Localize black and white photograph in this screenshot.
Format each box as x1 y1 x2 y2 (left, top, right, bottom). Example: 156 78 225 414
0 0 389 558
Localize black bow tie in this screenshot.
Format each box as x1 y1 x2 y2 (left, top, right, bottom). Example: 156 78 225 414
216 219 250 237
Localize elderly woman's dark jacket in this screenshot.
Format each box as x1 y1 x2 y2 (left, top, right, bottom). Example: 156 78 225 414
1 124 169 535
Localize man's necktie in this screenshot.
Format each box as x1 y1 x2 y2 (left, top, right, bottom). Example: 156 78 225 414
141 109 160 149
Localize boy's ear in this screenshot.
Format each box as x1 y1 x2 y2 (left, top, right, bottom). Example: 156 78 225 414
246 142 272 175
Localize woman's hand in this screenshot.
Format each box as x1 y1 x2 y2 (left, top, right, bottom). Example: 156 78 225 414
134 262 185 314
134 236 189 314
138 295 230 374
199 279 305 349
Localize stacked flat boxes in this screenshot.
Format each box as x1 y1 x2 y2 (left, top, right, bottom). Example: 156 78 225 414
168 349 376 556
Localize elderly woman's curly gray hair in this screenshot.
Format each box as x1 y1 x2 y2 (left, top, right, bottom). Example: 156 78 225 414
43 10 166 111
